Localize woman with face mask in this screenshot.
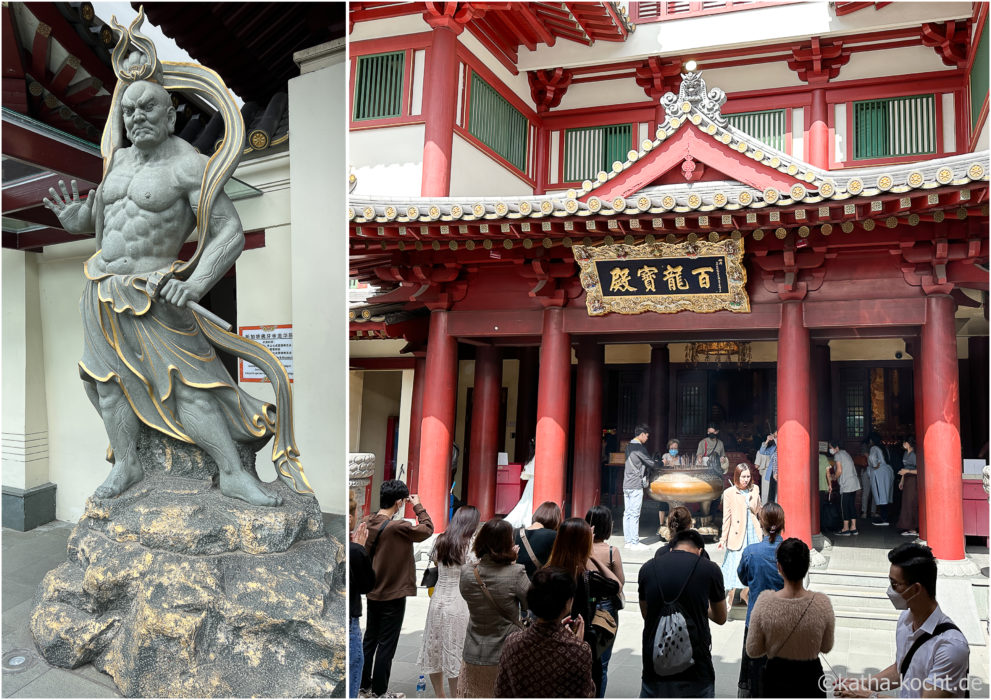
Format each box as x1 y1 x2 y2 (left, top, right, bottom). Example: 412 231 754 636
746 538 835 698
718 464 763 610
867 434 895 527
829 439 861 536
895 438 919 537
657 439 682 533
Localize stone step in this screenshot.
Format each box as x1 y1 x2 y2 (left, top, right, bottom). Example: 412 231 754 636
815 587 895 611
809 570 890 588
832 607 901 631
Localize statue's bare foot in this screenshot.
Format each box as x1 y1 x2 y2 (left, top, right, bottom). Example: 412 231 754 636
219 469 282 507
94 460 144 498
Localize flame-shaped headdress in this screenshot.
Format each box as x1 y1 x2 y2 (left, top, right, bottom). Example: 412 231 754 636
103 7 245 281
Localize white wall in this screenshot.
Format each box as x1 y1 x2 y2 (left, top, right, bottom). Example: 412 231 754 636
288 39 347 513
450 133 533 197
350 15 431 42
350 124 425 197
358 371 403 505
554 78 648 112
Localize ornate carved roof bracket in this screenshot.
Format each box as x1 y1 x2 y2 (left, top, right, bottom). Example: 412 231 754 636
754 239 826 301
897 235 990 295
524 258 579 307
921 20 971 68
423 2 483 33
529 67 573 112
787 38 851 84
635 56 682 100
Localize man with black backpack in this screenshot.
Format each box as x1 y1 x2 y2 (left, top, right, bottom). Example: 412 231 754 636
637 529 727 698
360 480 434 698
835 543 970 698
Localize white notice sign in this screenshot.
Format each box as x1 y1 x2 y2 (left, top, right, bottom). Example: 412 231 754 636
238 324 294 383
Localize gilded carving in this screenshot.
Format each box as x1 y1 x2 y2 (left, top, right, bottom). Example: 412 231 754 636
573 238 750 316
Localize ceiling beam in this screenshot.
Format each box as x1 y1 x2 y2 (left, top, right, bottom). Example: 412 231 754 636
1 118 102 182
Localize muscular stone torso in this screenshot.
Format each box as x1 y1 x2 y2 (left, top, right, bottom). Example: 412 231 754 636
98 139 200 275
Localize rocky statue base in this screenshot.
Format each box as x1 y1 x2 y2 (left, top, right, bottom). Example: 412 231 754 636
30 427 345 697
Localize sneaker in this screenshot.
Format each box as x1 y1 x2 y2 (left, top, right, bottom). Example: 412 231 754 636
849 529 859 535
378 693 405 699
358 691 375 699
901 529 918 536
628 542 651 551
835 530 851 536
873 520 890 526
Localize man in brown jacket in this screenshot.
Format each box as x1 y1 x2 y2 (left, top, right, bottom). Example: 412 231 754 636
360 479 433 698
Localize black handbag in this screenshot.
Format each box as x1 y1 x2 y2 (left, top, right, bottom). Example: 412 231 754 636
420 564 438 588
585 570 621 658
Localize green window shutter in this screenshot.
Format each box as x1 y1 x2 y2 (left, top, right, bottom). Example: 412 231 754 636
563 124 632 182
467 72 529 172
971 24 989 131
726 109 787 152
853 95 935 160
353 51 405 121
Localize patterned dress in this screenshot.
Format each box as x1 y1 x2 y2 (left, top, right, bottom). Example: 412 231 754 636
493 621 595 698
417 559 472 679
720 488 759 589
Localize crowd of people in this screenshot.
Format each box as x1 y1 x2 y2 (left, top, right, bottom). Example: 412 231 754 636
349 426 972 700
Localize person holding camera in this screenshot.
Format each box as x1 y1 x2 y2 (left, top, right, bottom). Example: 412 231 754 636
360 480 434 699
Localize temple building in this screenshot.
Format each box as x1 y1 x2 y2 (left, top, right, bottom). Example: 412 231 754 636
2 2 347 527
348 1 989 572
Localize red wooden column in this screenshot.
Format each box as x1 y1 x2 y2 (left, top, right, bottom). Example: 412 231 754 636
468 345 501 520
534 307 571 509
418 310 458 532
910 339 928 541
810 342 830 537
921 295 965 561
404 355 427 519
648 344 670 447
421 8 470 197
778 301 813 546
808 88 829 169
573 339 603 518
515 346 539 464
534 127 549 195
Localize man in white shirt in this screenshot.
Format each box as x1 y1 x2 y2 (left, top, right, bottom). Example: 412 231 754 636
836 543 970 698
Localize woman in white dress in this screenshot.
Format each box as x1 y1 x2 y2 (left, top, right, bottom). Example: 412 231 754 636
504 453 536 528
417 505 480 697
867 434 894 527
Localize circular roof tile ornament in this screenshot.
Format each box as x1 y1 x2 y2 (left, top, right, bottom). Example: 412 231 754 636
597 171 608 183
907 213 920 226
483 239 493 250
968 163 985 180
398 241 406 251
687 194 702 209
738 191 753 206
770 157 781 168
885 216 898 228
736 141 748 153
385 206 398 219
615 197 629 211
706 124 717 135
636 196 651 212
466 240 475 251
690 113 703 125
657 127 668 140
753 229 765 241
588 197 602 212
432 240 441 251
687 233 698 243
540 200 554 214
583 236 592 246
661 194 676 210
582 180 594 192
713 192 728 207
708 231 720 242
753 149 765 162
472 203 485 217
612 161 624 173
803 171 816 183
449 240 458 251
862 219 876 231
876 175 893 191
763 188 780 204
565 199 579 214
907 171 925 188
495 202 508 216
821 223 833 236
348 207 356 220
847 178 864 195
787 164 799 175
819 181 836 198
625 234 635 245
429 205 441 218
645 233 656 244
956 207 968 219
731 229 742 240
567 189 578 199
604 235 615 245
936 167 954 185
721 132 732 144
665 233 677 243
670 117 681 128
543 237 554 249
518 201 532 215
523 238 533 249
775 227 788 239
791 184 807 200
642 139 654 151
415 241 424 251
681 101 692 113
450 204 463 218
841 221 854 233
363 206 375 219
798 225 810 238
503 239 513 249
407 206 421 219
933 209 945 223
628 150 639 161
563 237 573 247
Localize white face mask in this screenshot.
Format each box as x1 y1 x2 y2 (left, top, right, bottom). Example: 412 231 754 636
886 584 915 610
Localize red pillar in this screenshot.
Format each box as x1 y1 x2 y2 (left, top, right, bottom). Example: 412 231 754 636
808 87 829 169
810 343 830 537
404 355 427 519
912 341 928 541
778 301 813 546
534 127 549 195
468 345 501 520
418 310 458 532
573 339 603 518
534 307 571 509
921 295 964 560
648 344 670 446
420 24 460 197
515 347 539 464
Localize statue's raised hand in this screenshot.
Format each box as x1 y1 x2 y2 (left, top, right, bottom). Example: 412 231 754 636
43 180 95 234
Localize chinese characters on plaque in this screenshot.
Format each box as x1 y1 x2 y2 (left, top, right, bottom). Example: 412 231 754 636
573 239 750 315
238 324 294 382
